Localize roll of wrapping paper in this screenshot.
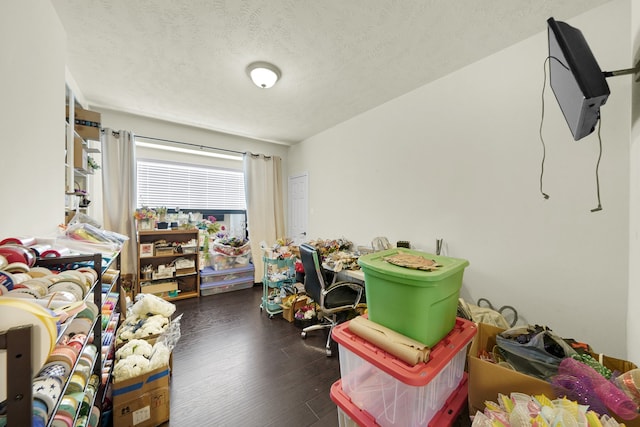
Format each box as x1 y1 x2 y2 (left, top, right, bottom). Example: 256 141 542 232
40 247 71 258
348 316 430 365
28 244 52 257
0 236 37 246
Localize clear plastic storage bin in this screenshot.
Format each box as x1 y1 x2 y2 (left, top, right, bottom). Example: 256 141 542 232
200 265 255 284
210 252 252 270
330 374 469 427
331 317 476 427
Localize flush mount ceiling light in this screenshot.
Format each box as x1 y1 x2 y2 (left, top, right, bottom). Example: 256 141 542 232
246 61 281 89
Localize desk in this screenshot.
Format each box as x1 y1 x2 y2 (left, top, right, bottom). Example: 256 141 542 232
323 266 365 284
342 269 365 282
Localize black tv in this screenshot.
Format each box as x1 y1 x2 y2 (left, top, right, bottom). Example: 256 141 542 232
547 17 610 141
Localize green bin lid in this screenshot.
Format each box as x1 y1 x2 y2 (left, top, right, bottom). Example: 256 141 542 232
357 247 469 282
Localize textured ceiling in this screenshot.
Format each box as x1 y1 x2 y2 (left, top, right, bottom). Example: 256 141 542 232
52 0 612 145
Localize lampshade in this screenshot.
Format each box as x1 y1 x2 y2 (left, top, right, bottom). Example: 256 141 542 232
247 61 281 88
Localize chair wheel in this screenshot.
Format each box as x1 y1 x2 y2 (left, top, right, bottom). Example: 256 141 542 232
301 331 307 339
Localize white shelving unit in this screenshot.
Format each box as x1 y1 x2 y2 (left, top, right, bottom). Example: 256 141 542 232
65 85 101 223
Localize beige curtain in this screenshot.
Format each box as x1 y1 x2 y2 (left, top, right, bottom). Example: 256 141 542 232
101 129 137 294
243 153 285 282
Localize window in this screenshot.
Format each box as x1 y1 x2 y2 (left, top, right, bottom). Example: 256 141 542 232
136 159 246 214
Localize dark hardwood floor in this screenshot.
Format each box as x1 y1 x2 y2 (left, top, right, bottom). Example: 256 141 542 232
167 284 472 427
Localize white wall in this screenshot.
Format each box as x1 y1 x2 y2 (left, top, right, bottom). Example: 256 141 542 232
0 0 66 238
96 108 290 224
289 0 633 358
97 108 289 168
628 1 640 363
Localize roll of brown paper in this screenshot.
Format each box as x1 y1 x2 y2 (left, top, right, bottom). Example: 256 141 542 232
348 316 430 366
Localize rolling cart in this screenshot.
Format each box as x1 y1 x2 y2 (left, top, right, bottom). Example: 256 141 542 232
260 255 296 318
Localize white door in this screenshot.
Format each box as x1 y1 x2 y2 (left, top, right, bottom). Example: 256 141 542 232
288 172 308 244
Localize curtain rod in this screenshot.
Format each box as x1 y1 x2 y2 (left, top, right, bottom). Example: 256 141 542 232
136 134 245 155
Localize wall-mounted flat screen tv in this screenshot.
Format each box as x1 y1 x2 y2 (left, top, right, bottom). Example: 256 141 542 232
547 17 610 141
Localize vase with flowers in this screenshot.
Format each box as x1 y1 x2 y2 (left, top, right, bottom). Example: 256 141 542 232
134 207 157 230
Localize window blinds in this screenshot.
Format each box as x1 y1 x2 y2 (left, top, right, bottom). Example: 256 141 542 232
136 160 246 210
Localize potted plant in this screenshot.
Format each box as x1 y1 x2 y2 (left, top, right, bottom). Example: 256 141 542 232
87 156 100 173
157 206 168 222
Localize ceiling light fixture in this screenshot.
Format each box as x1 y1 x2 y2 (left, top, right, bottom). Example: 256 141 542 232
246 61 281 89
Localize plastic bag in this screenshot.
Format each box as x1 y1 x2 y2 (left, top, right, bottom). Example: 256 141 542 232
212 238 251 256
457 298 513 329
496 325 576 380
67 211 102 229
155 313 182 353
66 222 128 245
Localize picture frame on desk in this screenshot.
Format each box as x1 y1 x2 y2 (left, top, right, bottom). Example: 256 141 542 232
140 243 154 258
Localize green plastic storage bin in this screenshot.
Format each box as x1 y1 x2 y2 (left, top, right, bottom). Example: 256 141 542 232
358 248 469 347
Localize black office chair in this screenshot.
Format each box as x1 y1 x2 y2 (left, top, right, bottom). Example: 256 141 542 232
298 243 365 356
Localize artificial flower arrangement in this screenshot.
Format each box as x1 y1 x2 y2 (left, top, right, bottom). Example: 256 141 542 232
307 238 353 258
133 207 157 220
213 235 251 256
294 303 317 321
263 239 297 260
276 237 294 247
197 216 224 235
196 216 225 259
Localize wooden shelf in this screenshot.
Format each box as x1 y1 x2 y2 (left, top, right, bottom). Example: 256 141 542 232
139 253 198 260
138 228 199 236
137 229 200 300
163 290 199 301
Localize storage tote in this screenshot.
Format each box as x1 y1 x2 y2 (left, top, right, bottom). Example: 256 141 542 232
357 248 469 346
330 375 470 427
331 317 476 427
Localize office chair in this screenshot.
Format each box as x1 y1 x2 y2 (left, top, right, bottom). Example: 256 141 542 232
298 243 365 356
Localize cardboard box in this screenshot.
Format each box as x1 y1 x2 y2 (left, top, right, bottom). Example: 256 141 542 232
115 328 161 349
67 106 101 141
280 295 310 322
467 323 640 427
73 135 87 170
155 247 175 256
113 366 170 427
140 281 178 295
151 271 174 280
174 258 195 270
